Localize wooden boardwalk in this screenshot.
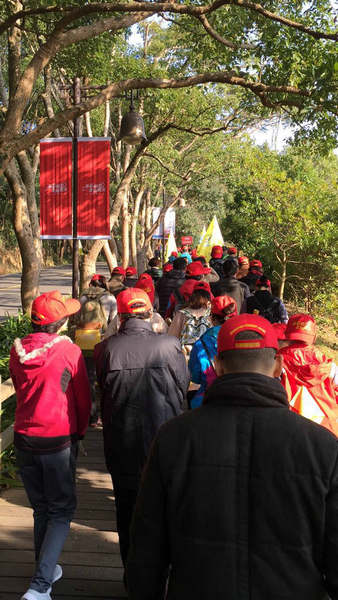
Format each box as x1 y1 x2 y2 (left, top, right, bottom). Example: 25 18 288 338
0 428 127 600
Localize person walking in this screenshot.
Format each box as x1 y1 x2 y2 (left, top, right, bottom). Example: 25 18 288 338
9 291 91 600
95 288 189 573
211 257 250 312
244 276 288 323
156 257 187 317
127 314 338 600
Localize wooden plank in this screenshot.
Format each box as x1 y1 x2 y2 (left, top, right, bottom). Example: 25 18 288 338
0 550 122 567
0 424 14 453
0 506 115 521
1 516 117 531
0 528 121 552
0 378 15 404
0 577 127 597
0 563 124 581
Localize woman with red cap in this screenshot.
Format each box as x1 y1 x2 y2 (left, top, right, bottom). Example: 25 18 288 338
280 313 338 435
188 295 237 408
168 280 212 354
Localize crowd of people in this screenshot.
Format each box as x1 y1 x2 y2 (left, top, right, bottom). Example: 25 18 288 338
9 243 338 600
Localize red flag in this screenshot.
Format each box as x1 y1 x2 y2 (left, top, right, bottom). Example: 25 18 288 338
40 139 73 238
77 138 110 239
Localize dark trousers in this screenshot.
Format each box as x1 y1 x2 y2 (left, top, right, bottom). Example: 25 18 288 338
16 444 77 593
112 479 138 566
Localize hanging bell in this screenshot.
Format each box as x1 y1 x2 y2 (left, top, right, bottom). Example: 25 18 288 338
118 109 147 145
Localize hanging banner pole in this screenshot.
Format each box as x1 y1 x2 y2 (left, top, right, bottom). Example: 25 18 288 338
72 76 81 299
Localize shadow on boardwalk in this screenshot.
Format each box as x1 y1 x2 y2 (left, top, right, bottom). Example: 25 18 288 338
0 428 127 600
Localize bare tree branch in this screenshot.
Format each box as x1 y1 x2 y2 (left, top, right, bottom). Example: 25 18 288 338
143 152 189 179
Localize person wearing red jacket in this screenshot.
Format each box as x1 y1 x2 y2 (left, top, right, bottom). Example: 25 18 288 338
9 291 91 600
280 313 338 435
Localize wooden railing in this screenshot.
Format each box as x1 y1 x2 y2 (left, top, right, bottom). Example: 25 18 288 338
0 376 15 465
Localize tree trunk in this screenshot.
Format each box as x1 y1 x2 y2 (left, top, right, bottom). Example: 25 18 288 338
5 160 40 313
278 249 287 300
16 150 43 265
130 187 145 267
102 239 117 271
80 241 105 292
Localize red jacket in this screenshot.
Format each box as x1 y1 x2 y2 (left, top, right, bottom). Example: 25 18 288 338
280 342 338 435
10 333 91 440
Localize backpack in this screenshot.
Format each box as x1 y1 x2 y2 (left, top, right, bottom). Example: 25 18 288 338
78 288 108 331
180 309 211 346
248 296 281 324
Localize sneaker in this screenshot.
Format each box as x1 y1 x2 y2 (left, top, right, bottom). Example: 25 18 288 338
52 564 62 584
21 590 51 600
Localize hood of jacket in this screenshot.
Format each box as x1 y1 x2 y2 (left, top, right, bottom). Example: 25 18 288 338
254 289 275 308
280 343 334 384
12 333 73 369
204 372 288 409
164 270 186 281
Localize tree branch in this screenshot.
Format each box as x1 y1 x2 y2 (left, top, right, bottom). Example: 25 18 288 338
143 152 189 179
198 14 255 50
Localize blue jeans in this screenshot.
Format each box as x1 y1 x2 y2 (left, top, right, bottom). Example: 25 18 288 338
16 444 77 593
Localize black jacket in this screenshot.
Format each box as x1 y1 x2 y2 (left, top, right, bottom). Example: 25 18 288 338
127 373 338 600
156 270 186 317
211 276 249 312
209 257 224 279
95 319 189 488
240 270 262 292
246 289 286 323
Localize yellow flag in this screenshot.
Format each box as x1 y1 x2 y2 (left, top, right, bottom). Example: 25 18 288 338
197 216 224 262
198 225 206 246
164 230 178 262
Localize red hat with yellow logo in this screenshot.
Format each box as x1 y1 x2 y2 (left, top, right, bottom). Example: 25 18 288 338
31 291 80 325
218 314 279 354
285 314 316 344
117 288 152 315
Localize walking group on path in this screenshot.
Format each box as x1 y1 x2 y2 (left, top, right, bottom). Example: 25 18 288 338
8 244 338 600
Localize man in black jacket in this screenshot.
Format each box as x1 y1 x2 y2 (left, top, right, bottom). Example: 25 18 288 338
156 257 186 317
127 314 338 600
95 287 189 571
211 257 250 313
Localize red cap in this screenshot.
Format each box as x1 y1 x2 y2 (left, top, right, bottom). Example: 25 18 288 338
163 263 173 273
211 295 237 317
285 314 316 344
256 278 271 289
91 274 101 282
117 288 152 315
135 273 155 305
193 280 212 297
186 261 210 276
211 245 223 259
238 256 249 266
171 251 178 257
112 267 126 276
179 279 197 300
191 249 198 258
227 247 237 255
272 323 287 340
250 259 262 269
126 266 137 277
31 291 80 326
218 314 279 353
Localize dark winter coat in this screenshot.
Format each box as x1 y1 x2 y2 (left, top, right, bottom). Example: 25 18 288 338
156 270 186 317
240 270 262 292
211 276 250 312
209 257 224 279
246 289 288 323
95 319 189 488
127 372 338 600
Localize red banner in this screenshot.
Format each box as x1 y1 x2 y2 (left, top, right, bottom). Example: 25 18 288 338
77 138 110 239
40 139 73 239
181 235 193 246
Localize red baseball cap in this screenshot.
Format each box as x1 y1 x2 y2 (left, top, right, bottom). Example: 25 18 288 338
256 278 271 289
272 322 287 340
179 279 197 300
250 259 262 269
227 246 237 255
211 295 237 317
112 266 126 276
126 266 137 277
31 291 80 326
193 280 212 297
211 245 223 259
135 273 155 305
218 314 279 353
285 314 316 344
238 256 249 266
171 251 178 257
91 274 101 282
163 263 173 273
117 288 152 315
186 261 210 276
